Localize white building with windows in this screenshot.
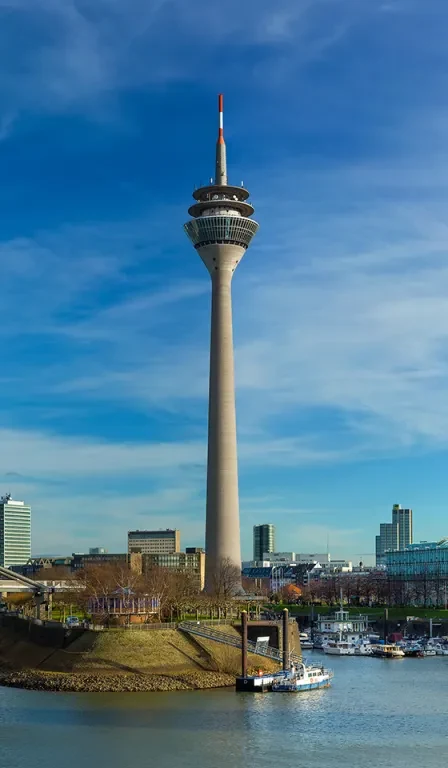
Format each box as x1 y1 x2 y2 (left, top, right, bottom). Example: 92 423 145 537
0 494 31 568
316 608 370 645
262 551 295 563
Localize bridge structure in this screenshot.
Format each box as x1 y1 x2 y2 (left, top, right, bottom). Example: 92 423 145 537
0 566 74 618
179 620 303 666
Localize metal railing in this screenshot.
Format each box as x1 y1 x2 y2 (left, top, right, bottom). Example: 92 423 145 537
88 618 239 632
179 621 303 665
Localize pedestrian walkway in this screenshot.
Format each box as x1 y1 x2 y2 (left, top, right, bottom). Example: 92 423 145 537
179 621 302 664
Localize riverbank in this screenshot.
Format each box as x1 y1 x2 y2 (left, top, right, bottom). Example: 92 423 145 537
0 617 280 692
0 669 234 692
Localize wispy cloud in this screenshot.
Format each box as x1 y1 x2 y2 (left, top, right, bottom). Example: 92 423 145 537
1 0 447 557
0 0 375 127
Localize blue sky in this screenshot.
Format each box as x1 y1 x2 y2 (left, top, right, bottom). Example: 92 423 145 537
1 0 448 562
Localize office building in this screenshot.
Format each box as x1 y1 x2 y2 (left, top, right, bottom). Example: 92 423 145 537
376 523 399 565
72 552 142 573
392 504 413 550
128 529 180 555
262 552 295 563
0 494 31 568
253 524 275 562
142 549 206 591
375 504 413 565
385 539 448 579
184 95 259 591
295 552 331 565
89 547 108 555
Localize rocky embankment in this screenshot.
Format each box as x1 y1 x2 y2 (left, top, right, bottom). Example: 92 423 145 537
0 618 277 692
0 669 234 692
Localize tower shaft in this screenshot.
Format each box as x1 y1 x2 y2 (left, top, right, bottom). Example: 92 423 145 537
184 94 258 593
205 266 240 591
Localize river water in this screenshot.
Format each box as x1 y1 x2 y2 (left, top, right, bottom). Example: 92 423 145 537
0 653 447 768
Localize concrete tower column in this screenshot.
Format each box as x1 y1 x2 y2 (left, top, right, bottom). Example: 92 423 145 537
205 266 240 589
184 95 258 592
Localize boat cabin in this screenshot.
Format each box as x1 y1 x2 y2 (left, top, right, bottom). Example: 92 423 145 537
316 608 370 644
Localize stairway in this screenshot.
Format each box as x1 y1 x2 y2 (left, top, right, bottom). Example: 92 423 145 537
178 621 302 665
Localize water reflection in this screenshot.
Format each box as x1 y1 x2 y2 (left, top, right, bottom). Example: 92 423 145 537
0 654 447 768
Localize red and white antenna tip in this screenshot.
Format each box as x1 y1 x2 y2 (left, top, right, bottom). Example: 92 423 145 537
218 93 224 143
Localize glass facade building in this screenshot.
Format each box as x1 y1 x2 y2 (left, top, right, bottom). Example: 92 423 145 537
0 495 31 568
375 504 413 566
385 539 448 578
392 504 413 550
253 524 275 562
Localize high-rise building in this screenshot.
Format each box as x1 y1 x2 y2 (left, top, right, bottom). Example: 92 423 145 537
253 524 275 562
392 504 413 550
0 494 31 568
127 529 180 555
376 523 399 565
375 504 414 565
184 95 259 591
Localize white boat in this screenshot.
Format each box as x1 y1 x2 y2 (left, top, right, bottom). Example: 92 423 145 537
272 662 333 692
433 644 448 656
354 642 373 656
301 640 314 649
323 640 355 656
299 630 315 649
423 648 436 657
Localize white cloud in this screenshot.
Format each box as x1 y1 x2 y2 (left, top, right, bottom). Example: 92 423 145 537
3 149 448 461
5 480 206 554
0 427 205 476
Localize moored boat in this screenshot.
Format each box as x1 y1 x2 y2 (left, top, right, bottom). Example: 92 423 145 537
323 640 355 656
371 644 405 659
301 640 314 649
354 642 373 656
403 647 424 657
272 662 333 692
433 644 448 656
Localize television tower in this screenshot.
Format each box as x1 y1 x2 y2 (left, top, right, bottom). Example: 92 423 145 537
184 95 259 591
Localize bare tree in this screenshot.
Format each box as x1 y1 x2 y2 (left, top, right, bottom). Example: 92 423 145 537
75 563 145 623
165 570 201 620
141 566 175 621
210 557 242 600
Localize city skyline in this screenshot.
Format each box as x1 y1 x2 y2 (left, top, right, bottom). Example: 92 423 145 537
1 2 448 562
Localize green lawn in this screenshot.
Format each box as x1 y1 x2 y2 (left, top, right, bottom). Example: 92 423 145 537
49 607 87 621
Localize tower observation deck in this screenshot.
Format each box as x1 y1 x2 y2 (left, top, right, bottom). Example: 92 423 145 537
184 95 258 592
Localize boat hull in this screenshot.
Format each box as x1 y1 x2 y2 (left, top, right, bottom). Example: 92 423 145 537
273 678 331 692
324 648 355 655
